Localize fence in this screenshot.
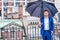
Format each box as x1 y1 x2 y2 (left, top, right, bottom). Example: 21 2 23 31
0 23 60 40
25 23 60 40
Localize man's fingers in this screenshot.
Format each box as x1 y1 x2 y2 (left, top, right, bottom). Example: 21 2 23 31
38 22 42 27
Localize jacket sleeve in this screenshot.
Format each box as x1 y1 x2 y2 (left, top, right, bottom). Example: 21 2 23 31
51 18 54 31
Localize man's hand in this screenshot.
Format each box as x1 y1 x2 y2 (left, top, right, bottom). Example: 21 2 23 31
51 31 53 35
38 21 42 27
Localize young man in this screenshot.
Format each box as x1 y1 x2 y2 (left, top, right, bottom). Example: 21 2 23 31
39 10 54 40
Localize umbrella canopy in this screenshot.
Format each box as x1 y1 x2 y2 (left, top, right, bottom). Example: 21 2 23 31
26 0 58 18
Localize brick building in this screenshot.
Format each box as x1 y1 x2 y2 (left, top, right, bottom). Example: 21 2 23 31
0 0 24 19
0 0 55 19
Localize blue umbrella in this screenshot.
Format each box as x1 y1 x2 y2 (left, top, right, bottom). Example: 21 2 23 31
26 0 58 18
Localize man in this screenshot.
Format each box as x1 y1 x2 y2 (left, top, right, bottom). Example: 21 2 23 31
39 10 54 40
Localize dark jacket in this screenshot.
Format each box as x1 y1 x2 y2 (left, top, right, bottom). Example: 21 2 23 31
40 17 54 36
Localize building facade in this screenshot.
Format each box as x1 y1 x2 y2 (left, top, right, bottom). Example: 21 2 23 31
0 20 24 40
3 0 24 19
0 0 24 19
0 0 60 40
55 0 60 11
0 0 55 19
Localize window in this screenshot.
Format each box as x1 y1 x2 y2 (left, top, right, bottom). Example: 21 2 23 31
5 31 8 40
0 10 1 16
0 29 1 39
27 0 31 1
15 0 20 1
3 7 7 11
2 0 26 19
15 2 20 7
3 2 8 6
17 31 20 40
10 27 15 40
3 0 8 2
10 31 14 40
12 2 14 6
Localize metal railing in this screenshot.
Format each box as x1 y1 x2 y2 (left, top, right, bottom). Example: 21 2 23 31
25 23 60 40
0 23 60 40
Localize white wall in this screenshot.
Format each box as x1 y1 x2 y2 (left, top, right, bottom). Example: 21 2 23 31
55 0 60 12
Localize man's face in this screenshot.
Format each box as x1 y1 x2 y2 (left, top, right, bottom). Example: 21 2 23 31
44 11 49 17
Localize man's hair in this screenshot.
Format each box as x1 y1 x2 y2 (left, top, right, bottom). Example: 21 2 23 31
43 10 48 13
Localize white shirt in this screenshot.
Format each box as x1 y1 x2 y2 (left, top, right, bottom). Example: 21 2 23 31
44 17 49 30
